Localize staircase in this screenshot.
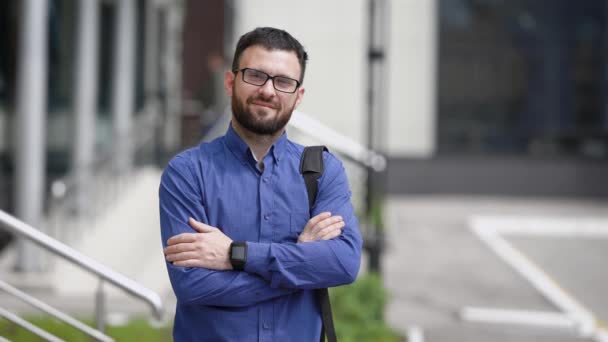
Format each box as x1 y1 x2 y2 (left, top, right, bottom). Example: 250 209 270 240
0 166 170 341
49 166 174 304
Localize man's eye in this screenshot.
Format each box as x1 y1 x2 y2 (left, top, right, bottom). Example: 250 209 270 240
249 71 266 82
275 78 294 88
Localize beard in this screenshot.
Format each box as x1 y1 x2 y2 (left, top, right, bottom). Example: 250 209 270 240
232 89 294 136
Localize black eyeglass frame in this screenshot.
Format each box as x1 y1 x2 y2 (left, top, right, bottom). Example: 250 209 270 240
233 68 301 94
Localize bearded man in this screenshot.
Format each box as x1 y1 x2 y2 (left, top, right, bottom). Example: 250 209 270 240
159 27 362 342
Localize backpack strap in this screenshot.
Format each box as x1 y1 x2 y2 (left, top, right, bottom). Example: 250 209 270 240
300 146 337 342
299 146 327 210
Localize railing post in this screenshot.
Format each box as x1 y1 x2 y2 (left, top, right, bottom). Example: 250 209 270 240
95 278 106 332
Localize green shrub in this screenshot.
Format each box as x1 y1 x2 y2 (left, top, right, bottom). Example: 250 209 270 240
331 272 402 342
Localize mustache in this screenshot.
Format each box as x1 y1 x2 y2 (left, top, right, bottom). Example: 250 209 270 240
248 97 279 109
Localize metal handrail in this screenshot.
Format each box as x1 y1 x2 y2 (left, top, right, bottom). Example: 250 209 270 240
0 279 113 341
289 110 387 172
0 307 65 342
0 210 164 320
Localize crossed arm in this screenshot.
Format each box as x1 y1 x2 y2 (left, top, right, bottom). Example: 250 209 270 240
159 154 362 307
164 213 345 269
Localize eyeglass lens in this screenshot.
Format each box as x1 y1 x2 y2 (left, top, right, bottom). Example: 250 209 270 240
242 69 298 93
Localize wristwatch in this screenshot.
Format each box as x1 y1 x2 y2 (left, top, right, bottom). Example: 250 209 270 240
229 241 247 271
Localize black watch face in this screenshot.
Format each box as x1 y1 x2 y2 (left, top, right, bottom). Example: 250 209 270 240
232 246 246 260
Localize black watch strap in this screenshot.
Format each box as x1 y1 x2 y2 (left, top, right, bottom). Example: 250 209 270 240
230 241 247 271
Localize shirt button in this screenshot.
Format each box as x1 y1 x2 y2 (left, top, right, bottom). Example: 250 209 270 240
263 322 271 329
264 214 270 221
263 177 269 183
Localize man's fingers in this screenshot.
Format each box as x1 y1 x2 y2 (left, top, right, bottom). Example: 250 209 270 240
312 216 343 235
167 233 197 245
317 221 345 240
189 217 214 233
172 259 201 268
304 212 331 230
166 251 198 262
164 242 196 255
319 228 341 241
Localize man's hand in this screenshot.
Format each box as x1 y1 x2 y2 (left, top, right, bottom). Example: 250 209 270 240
297 212 345 243
164 218 233 270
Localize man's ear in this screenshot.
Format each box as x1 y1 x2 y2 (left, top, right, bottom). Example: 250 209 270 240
294 86 305 109
224 70 235 97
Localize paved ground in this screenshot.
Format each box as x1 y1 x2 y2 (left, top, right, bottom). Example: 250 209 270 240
383 195 608 342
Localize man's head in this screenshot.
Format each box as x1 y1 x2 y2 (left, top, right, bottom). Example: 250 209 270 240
225 27 308 137
231 27 308 83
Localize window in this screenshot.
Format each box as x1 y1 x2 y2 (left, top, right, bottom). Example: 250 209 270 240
437 0 608 158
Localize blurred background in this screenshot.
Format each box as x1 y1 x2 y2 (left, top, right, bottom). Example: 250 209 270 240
1 0 607 341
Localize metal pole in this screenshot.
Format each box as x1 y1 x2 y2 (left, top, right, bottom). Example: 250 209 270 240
111 0 136 175
95 278 106 333
73 0 99 218
14 0 49 272
366 0 388 273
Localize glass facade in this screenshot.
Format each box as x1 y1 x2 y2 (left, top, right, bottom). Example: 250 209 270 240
0 0 155 213
437 0 608 158
0 2 19 212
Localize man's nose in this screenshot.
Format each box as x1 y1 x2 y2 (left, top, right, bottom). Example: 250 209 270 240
258 78 277 97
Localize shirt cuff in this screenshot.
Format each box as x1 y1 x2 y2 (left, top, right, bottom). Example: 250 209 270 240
245 242 272 280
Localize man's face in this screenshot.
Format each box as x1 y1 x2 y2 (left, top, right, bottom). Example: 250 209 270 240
225 45 305 136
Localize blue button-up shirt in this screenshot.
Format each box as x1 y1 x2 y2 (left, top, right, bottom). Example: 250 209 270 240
159 124 362 341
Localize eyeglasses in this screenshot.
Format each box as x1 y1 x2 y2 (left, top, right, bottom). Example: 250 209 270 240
234 68 301 93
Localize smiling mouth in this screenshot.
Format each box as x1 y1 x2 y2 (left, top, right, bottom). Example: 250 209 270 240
251 101 276 109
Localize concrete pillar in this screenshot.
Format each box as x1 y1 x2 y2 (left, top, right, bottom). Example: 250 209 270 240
145 1 162 160
73 0 99 216
161 3 184 153
144 1 160 104
111 0 137 175
14 0 49 271
386 0 438 157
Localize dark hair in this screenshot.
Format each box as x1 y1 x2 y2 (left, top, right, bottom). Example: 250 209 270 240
231 27 308 83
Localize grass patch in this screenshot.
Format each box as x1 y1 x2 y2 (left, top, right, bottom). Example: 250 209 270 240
0 316 172 341
1 274 400 341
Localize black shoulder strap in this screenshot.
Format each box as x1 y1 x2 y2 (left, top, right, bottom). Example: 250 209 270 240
300 146 327 211
300 146 337 342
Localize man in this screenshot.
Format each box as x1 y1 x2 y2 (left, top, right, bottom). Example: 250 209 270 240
160 27 362 341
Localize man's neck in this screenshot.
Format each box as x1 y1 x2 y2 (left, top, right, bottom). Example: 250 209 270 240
231 118 284 161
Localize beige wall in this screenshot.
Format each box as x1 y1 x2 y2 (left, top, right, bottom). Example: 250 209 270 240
386 0 437 157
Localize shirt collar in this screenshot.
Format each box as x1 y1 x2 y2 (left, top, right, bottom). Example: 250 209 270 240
224 122 288 164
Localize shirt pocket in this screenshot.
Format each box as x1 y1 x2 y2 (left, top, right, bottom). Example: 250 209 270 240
289 212 310 241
